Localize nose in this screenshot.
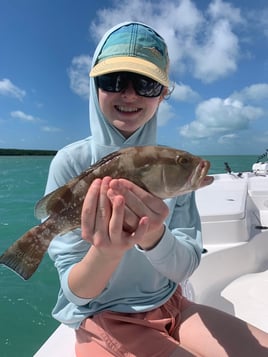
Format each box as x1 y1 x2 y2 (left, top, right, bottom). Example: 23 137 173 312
120 81 138 98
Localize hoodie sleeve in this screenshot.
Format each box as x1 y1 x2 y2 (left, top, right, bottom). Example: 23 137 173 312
136 193 202 283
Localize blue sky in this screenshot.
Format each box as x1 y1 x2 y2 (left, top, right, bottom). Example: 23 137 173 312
0 0 267 155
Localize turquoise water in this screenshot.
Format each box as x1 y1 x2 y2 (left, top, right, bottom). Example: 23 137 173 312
203 155 257 174
0 154 258 356
0 156 59 357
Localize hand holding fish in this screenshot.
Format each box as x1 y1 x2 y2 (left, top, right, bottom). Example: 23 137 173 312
81 177 151 255
107 178 169 250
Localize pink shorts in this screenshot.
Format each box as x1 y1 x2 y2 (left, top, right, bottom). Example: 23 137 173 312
75 286 192 357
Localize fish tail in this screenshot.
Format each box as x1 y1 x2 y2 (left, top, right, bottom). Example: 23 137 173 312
0 225 51 280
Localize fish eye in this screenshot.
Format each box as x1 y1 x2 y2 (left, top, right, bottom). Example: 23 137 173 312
176 156 190 165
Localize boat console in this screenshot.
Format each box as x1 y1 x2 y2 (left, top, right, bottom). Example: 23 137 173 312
196 173 250 246
191 172 268 332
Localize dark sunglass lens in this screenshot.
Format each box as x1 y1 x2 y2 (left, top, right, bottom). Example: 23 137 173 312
133 75 163 97
97 73 124 92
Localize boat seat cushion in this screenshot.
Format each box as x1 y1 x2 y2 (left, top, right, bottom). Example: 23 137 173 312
196 177 248 222
221 270 268 332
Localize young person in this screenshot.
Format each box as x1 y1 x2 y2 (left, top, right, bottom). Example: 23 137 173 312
46 22 268 356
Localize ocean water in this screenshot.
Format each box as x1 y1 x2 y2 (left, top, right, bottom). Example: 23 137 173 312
0 154 258 357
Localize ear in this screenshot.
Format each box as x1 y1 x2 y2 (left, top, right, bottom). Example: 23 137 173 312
159 87 168 103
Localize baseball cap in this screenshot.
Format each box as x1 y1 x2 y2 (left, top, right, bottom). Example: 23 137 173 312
90 23 170 87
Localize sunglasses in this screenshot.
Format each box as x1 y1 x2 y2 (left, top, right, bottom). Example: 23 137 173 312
96 72 164 97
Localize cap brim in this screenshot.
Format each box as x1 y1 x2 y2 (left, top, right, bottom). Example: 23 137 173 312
90 56 169 87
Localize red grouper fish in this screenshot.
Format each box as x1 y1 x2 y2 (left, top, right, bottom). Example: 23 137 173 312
0 145 214 280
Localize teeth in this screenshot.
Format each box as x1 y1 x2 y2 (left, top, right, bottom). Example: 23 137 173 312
116 106 139 112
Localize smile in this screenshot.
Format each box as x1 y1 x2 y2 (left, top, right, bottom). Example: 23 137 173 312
115 106 141 113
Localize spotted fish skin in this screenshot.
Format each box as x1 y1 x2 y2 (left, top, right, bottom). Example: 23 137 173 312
0 146 214 280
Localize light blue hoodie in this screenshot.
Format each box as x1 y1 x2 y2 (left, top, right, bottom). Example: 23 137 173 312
46 22 202 329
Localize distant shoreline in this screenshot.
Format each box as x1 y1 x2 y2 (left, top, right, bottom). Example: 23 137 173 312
0 148 57 156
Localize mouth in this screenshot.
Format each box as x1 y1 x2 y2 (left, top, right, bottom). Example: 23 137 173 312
201 175 214 187
115 105 142 113
190 160 214 189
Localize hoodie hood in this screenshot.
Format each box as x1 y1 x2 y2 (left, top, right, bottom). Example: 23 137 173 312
89 22 160 162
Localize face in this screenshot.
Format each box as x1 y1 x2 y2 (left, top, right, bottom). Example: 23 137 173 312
97 74 166 138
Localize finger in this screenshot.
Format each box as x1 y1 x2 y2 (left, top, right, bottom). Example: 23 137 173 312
81 178 101 242
107 187 139 232
109 197 149 249
129 216 150 244
95 176 112 234
110 178 169 218
109 195 125 240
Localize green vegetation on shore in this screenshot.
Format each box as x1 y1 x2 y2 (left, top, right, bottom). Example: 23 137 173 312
0 148 57 156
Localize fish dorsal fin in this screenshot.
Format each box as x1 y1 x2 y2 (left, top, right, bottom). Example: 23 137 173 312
35 150 122 219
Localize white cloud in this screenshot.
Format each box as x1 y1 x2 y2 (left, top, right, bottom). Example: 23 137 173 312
218 133 238 144
68 55 91 99
10 110 42 123
0 78 26 100
172 82 200 102
157 101 175 127
10 111 62 133
178 81 268 143
259 8 268 38
90 0 158 39
231 83 268 103
179 95 264 139
207 0 242 24
247 7 268 39
189 20 239 82
41 126 62 132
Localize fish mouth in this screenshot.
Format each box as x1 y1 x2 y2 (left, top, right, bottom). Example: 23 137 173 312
189 160 214 189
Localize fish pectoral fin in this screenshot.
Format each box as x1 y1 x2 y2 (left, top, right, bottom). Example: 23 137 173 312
34 186 68 219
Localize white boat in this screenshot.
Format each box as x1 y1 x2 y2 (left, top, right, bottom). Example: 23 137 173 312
34 161 268 357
